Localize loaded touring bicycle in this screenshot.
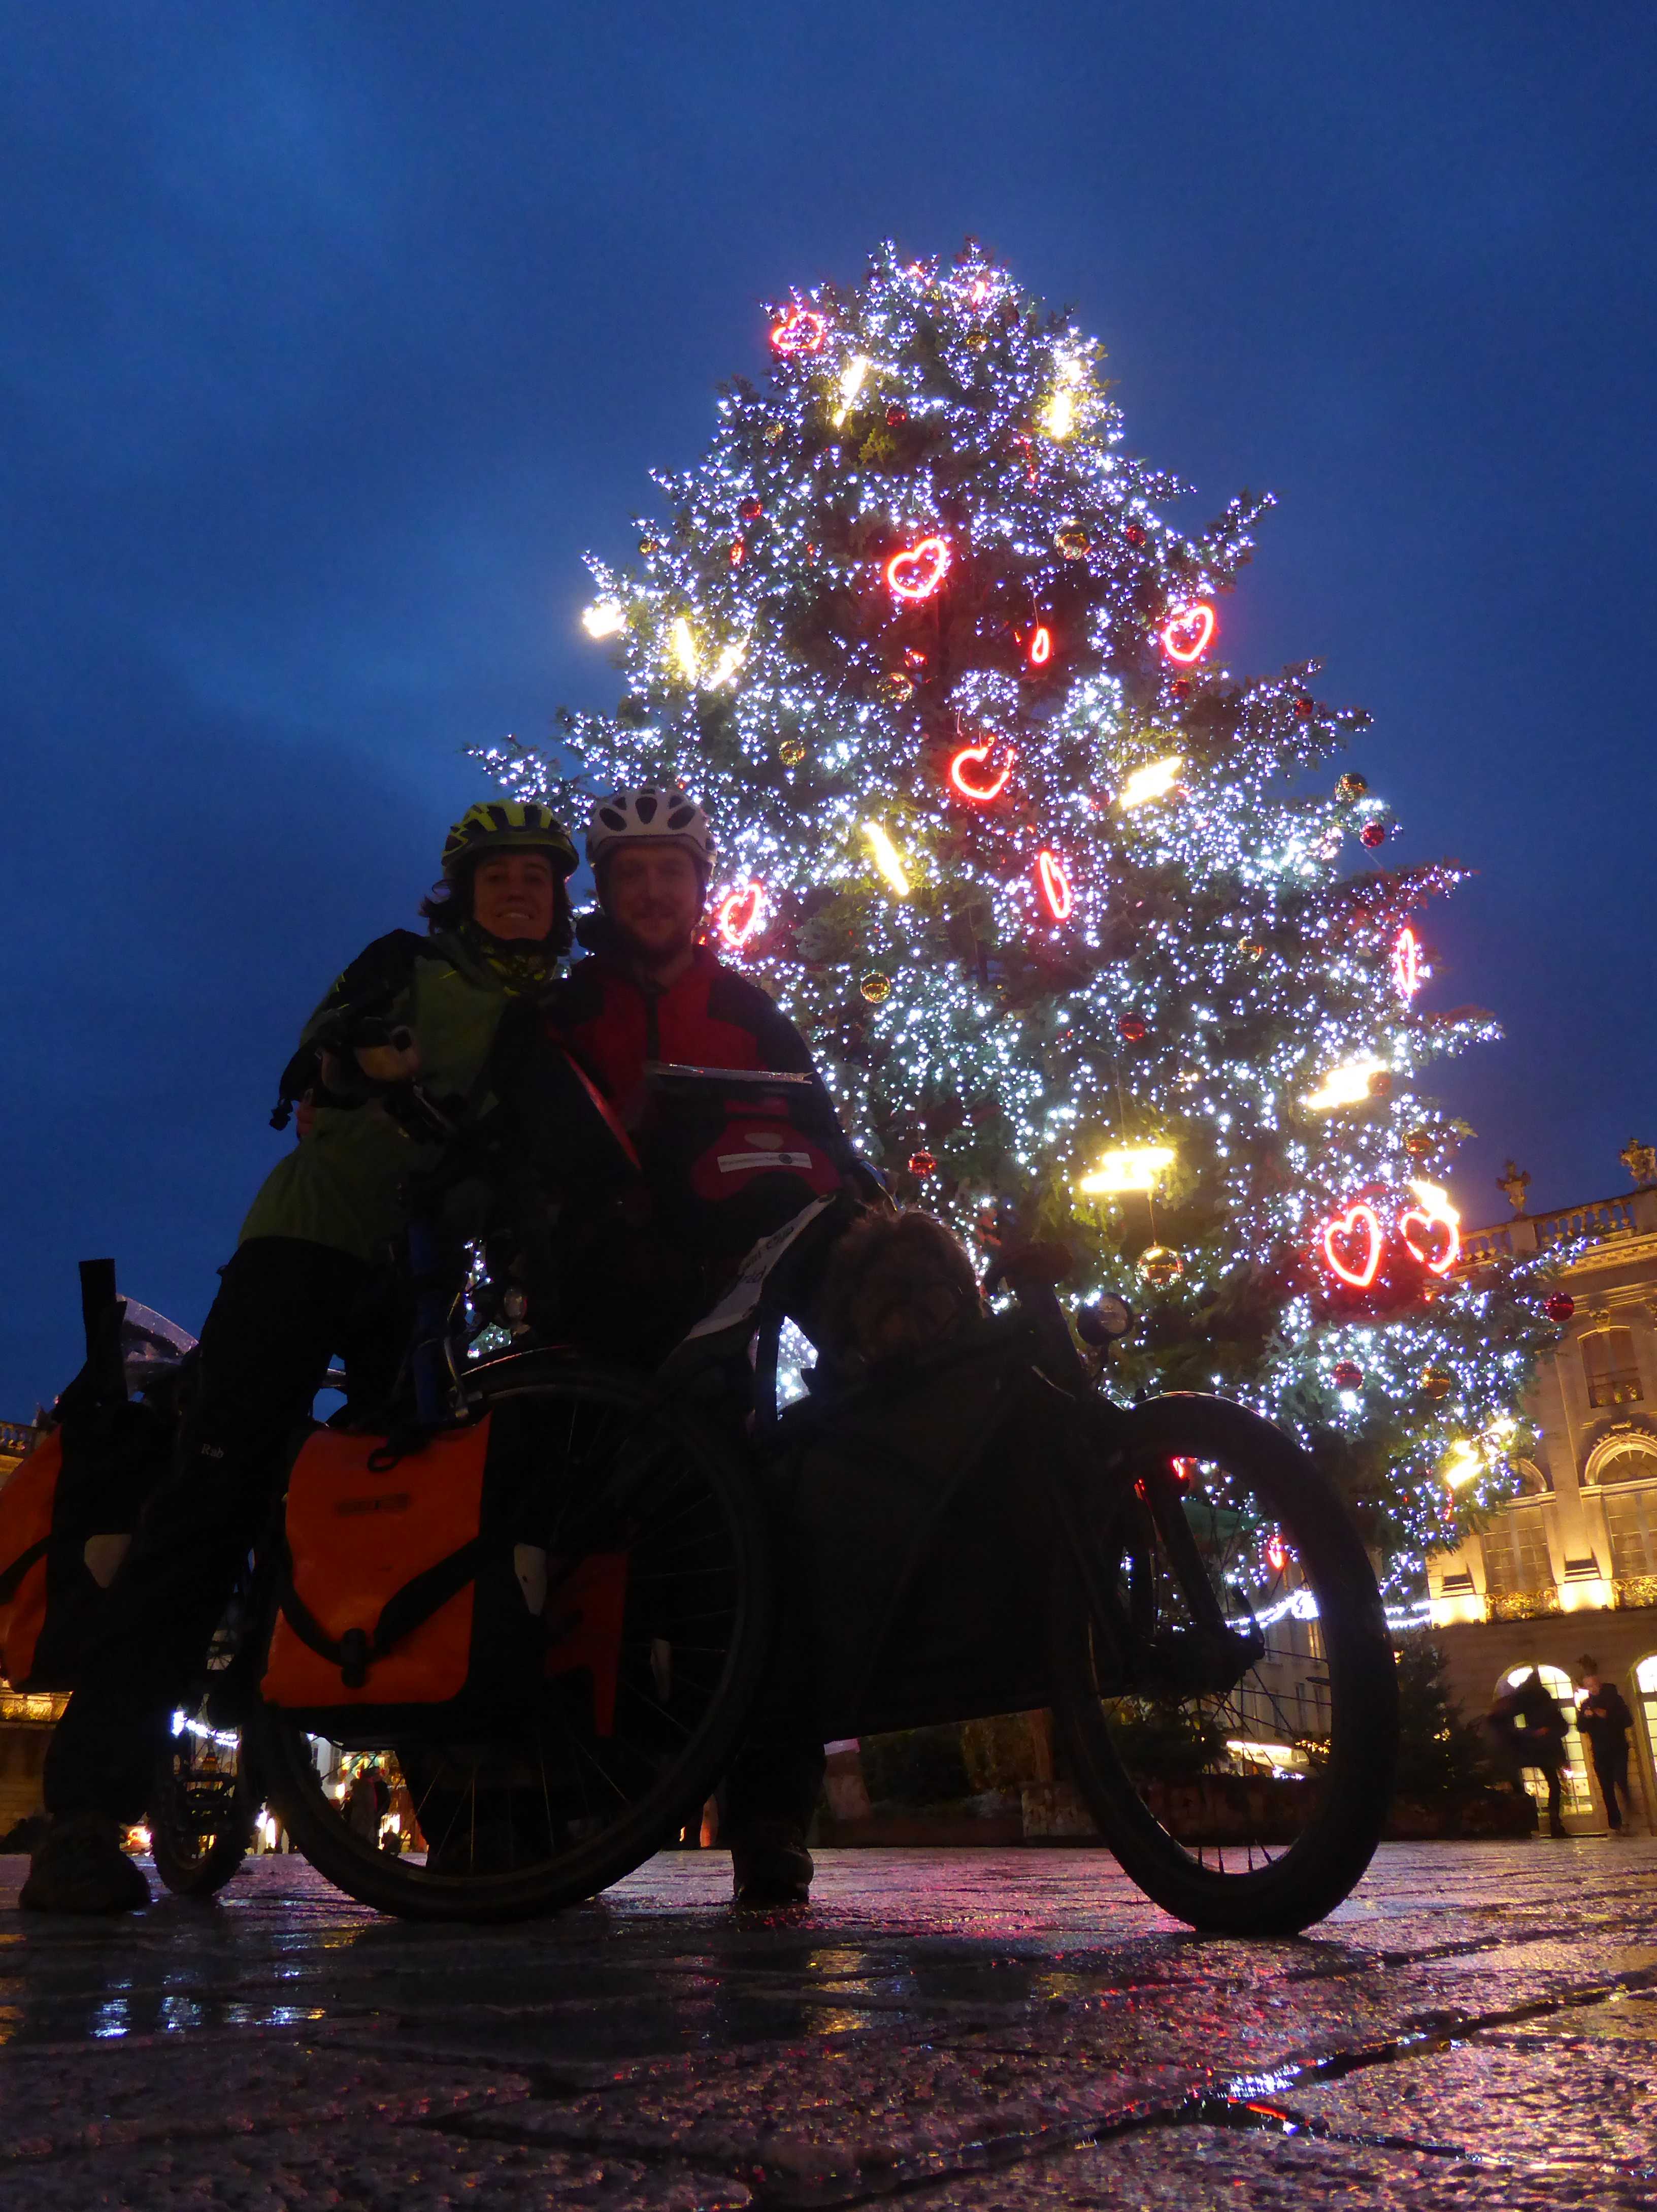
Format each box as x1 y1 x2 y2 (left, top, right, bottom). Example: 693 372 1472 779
0 1052 1397 1935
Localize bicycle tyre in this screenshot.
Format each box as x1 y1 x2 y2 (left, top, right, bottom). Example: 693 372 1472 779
1051 1391 1397 1936
246 1358 774 1922
149 1723 256 1898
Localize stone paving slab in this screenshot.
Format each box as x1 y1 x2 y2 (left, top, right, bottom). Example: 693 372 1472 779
5 1841 1657 2207
6 2124 753 2210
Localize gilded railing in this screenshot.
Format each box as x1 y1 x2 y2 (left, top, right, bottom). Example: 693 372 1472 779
1485 1587 1561 1621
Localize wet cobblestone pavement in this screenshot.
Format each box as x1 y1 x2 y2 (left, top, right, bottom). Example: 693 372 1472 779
3 1840 1656 2207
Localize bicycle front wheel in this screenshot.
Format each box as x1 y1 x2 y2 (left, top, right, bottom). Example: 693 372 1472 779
246 1360 774 1922
1051 1392 1397 1936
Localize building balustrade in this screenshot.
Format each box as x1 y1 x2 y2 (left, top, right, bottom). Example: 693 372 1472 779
1485 1586 1562 1622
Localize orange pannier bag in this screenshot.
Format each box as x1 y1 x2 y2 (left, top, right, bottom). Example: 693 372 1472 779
0 1397 173 1691
0 1429 61 1687
260 1414 631 1733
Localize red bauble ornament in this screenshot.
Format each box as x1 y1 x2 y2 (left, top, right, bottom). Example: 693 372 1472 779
908 1151 937 1177
1332 1360 1364 1389
1360 821 1386 849
1544 1292 1576 1323
886 404 909 427
1117 1012 1148 1043
739 496 763 521
1295 696 1317 719
1169 677 1191 700
1122 522 1146 547
728 538 747 567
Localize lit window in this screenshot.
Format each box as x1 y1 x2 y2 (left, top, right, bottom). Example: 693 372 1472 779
1481 1506 1553 1598
1582 1327 1642 1409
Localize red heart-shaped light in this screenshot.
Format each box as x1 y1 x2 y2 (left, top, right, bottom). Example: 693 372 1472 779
948 739 1016 802
1036 850 1073 921
714 880 766 951
1398 1199 1460 1276
1322 1202 1382 1289
1160 602 1216 663
770 308 826 356
885 535 952 602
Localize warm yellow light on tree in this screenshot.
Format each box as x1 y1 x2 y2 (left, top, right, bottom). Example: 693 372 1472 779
582 601 624 639
1118 756 1183 809
669 616 699 683
1302 1058 1385 1110
1078 1145 1176 1195
863 820 911 897
832 354 872 425
1441 1439 1484 1491
704 641 745 689
1041 357 1084 439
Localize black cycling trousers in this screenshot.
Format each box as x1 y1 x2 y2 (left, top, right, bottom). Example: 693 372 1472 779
45 1238 373 1823
1592 1740 1633 1827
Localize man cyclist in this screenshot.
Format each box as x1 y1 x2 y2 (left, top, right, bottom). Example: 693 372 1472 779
21 801 580 1914
534 785 861 1905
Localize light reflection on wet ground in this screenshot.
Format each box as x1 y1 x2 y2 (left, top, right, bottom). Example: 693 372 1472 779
4 1841 1657 2206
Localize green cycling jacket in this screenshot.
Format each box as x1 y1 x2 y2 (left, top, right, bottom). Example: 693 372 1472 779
239 927 551 1264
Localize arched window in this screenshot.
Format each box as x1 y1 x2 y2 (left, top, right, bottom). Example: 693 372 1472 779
1582 1329 1642 1409
1511 1459 1552 1498
1497 1664 1593 1819
1588 1441 1657 1584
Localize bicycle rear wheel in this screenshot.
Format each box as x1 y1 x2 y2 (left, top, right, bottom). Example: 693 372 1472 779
245 1361 773 1922
1051 1392 1397 1935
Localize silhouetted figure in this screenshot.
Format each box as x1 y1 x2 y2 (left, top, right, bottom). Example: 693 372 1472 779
1576 1656 1637 1833
1488 1669 1569 1837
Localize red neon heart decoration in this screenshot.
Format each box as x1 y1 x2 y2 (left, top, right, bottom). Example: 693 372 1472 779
1322 1202 1382 1290
1397 1201 1460 1277
948 740 1016 802
714 881 766 951
885 536 952 602
770 308 825 356
1036 850 1073 921
1160 602 1216 664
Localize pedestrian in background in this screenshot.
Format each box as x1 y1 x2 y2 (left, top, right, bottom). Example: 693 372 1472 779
1576 1657 1637 1835
1488 1670 1569 1837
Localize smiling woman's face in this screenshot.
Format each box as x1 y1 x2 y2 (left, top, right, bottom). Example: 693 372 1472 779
470 851 557 939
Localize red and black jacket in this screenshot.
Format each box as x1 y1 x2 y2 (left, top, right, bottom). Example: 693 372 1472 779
545 946 850 1153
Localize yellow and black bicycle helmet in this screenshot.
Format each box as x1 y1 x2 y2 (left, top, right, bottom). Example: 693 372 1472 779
441 800 578 882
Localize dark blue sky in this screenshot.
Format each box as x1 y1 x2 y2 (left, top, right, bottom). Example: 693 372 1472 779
5 4 1653 1408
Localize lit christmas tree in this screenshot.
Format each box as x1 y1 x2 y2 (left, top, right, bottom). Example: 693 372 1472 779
482 241 1558 1588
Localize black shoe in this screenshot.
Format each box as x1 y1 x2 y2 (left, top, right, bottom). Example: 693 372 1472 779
730 1819 813 1907
19 1814 151 1914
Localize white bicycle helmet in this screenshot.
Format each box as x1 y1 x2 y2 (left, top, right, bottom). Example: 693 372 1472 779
585 787 715 875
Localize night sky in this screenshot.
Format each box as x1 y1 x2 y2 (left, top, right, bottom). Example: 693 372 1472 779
5 5 1653 1410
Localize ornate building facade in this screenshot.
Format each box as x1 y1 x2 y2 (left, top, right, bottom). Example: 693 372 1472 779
1429 1152 1657 1828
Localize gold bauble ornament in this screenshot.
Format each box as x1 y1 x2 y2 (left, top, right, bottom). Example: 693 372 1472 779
859 973 893 1004
1420 1365 1454 1399
763 421 786 444
1404 1129 1433 1160
1335 772 1368 803
778 737 806 767
638 535 661 556
1241 940 1265 961
1055 526 1092 560
884 672 915 701
964 329 991 351
1137 1245 1185 1289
